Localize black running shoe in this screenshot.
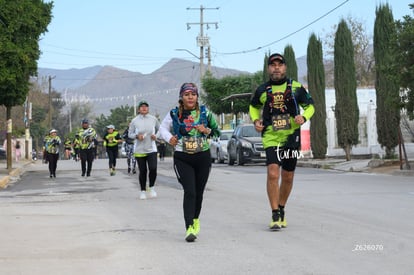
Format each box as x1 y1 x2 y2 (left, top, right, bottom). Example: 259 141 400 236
185 225 197 242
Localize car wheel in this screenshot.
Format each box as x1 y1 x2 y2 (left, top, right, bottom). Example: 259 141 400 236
217 150 224 164
228 151 235 166
236 148 245 166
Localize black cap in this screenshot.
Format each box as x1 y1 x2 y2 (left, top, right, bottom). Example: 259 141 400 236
268 53 286 65
82 118 89 124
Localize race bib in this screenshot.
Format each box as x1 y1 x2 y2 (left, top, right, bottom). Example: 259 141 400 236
272 114 291 131
182 136 204 154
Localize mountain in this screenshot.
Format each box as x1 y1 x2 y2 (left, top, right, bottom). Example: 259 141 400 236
37 66 103 90
37 58 251 118
37 57 308 118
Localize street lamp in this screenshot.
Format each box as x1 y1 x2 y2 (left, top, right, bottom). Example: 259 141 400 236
175 48 200 60
175 48 204 81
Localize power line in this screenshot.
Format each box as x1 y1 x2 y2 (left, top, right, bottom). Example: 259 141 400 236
214 0 350 56
41 43 168 60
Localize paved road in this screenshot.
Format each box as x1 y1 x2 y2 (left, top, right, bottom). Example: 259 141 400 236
0 158 413 274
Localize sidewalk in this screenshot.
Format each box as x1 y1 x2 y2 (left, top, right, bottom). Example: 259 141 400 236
297 157 414 176
0 159 32 189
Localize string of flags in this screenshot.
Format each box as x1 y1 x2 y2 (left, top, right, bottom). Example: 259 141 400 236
52 87 179 103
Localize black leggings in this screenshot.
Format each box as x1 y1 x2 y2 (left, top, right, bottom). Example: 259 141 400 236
80 148 94 175
106 146 118 169
135 152 158 191
47 153 59 175
173 150 211 229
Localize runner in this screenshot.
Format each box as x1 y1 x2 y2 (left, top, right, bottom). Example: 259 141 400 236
249 53 315 230
158 82 220 242
103 124 123 175
76 119 97 177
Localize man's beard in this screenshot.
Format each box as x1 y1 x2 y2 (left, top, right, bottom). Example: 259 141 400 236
270 72 284 81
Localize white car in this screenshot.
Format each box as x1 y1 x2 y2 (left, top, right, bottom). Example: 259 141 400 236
210 130 234 163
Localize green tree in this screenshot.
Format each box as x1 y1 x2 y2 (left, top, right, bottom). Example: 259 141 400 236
284 45 298 80
334 19 359 161
202 73 262 116
95 105 135 137
307 33 327 159
0 0 53 168
374 3 400 158
395 4 414 119
262 52 270 82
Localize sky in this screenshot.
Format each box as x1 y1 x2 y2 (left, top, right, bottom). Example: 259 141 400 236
38 0 413 75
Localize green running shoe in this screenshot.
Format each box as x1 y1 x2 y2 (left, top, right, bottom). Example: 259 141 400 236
269 211 282 231
193 219 200 235
185 225 197 242
280 208 287 228
269 220 282 231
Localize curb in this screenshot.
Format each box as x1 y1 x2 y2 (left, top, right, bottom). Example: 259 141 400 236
0 175 11 189
0 165 26 189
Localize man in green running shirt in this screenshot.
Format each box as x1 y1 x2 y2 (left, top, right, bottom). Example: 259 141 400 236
249 53 315 231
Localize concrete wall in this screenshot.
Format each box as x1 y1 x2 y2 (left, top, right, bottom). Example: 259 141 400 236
324 89 413 158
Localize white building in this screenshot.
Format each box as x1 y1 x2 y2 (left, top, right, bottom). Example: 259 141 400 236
324 88 412 158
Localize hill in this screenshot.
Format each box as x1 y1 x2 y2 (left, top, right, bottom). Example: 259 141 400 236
37 57 308 118
37 58 252 118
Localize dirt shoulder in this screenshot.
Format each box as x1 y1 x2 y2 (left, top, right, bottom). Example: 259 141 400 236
368 160 414 175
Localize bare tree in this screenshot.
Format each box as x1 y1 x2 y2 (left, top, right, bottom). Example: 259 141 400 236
323 15 375 87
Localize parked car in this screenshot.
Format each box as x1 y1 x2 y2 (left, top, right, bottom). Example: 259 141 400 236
227 124 266 166
0 145 6 160
210 130 233 163
120 142 127 158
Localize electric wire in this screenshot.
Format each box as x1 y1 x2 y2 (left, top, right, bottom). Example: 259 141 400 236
214 0 350 56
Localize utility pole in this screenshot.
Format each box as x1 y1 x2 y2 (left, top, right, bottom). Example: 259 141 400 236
63 89 72 133
207 46 211 72
24 97 32 160
48 75 55 129
186 5 219 81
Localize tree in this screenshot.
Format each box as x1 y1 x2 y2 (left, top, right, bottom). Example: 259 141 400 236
284 45 298 81
374 4 400 159
94 105 135 137
307 33 327 159
395 4 414 119
334 19 359 161
202 73 262 116
54 100 93 140
27 86 51 152
262 52 270 83
323 15 374 87
12 81 67 153
0 0 53 169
